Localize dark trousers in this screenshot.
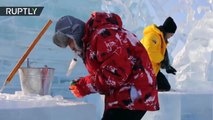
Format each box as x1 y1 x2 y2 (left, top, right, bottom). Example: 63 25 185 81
157 71 171 91
102 108 146 120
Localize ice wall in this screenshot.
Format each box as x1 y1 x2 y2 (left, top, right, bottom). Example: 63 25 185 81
174 11 213 91
0 0 102 96
101 0 213 91
1 0 212 95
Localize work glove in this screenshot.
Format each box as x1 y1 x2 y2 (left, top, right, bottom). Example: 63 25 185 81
69 79 89 98
166 65 177 75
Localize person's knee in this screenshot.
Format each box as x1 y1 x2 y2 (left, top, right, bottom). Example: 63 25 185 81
158 84 171 91
164 85 171 91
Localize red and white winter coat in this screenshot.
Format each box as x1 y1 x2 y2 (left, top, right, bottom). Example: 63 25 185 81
76 12 159 111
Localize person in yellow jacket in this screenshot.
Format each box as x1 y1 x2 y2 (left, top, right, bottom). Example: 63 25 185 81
140 17 177 91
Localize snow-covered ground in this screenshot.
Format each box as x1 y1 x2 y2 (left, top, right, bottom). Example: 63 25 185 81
0 0 213 120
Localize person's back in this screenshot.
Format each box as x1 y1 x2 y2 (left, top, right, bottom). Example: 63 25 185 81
141 24 167 76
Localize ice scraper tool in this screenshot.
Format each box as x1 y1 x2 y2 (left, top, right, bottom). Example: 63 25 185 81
0 20 52 93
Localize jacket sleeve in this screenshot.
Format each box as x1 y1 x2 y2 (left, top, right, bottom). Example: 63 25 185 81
75 35 132 95
141 33 164 64
160 49 170 69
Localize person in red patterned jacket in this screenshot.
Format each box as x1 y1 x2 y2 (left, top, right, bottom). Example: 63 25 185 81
53 12 159 120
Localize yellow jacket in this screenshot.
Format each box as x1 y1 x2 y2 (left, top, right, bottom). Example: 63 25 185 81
140 24 167 76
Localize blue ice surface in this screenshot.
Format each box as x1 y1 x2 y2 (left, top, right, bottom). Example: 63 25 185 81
0 0 101 98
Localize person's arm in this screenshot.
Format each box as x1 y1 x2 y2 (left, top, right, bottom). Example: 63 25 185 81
160 49 177 75
141 33 164 64
161 49 170 69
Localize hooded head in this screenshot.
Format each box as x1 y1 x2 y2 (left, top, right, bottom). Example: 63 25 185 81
162 17 177 33
53 15 85 49
83 12 122 43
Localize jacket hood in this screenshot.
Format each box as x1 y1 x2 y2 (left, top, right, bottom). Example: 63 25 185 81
143 24 162 36
83 12 123 43
54 15 85 49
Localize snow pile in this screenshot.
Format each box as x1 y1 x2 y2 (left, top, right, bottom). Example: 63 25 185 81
0 91 97 120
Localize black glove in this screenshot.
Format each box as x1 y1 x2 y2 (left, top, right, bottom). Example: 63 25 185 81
166 65 177 75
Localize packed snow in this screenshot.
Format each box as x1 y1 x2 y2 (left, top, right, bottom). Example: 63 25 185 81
0 0 213 120
0 91 96 120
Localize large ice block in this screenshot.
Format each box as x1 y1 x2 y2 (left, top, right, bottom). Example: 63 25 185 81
143 91 213 120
